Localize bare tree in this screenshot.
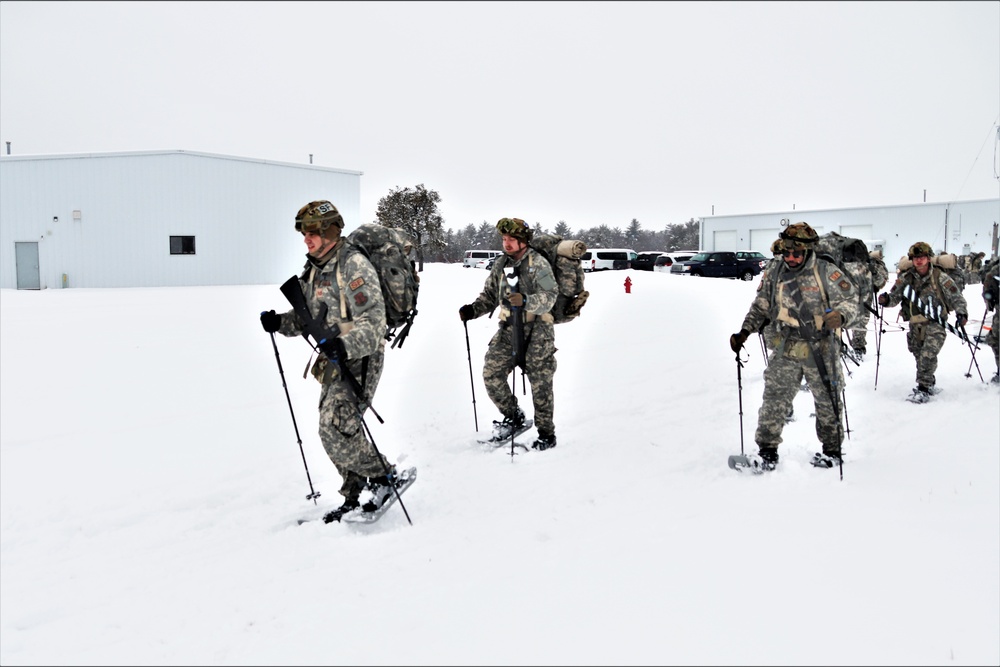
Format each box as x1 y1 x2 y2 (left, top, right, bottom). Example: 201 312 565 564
374 184 446 271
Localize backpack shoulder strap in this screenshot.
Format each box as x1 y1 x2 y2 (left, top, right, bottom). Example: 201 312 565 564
335 241 351 321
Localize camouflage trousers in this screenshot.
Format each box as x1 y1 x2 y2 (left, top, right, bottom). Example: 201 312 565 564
483 322 557 436
850 307 871 349
756 338 845 455
987 309 1000 371
905 322 947 388
316 350 393 500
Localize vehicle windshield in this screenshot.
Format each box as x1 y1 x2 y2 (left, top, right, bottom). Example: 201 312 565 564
690 253 710 261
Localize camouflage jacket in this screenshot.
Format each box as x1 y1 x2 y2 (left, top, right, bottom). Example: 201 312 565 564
882 265 968 323
468 248 558 326
982 259 999 304
740 253 862 341
276 241 387 361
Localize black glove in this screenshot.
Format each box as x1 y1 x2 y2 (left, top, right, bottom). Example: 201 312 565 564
730 330 749 353
955 313 968 328
317 324 345 360
986 292 995 312
260 310 281 333
877 293 890 307
459 304 475 321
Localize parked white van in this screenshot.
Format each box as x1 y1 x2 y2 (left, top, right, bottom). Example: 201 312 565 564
463 249 503 268
579 248 638 272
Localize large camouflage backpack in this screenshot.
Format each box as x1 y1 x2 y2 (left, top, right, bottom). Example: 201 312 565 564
814 232 873 297
343 223 420 348
931 252 966 291
528 233 590 324
868 249 889 291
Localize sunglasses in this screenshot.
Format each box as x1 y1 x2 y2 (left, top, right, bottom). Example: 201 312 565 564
782 250 804 259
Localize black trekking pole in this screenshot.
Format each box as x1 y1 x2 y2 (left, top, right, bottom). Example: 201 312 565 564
960 322 985 382
736 352 746 457
508 371 518 460
358 414 413 526
463 320 479 431
826 331 845 481
758 332 769 367
267 331 321 504
965 307 989 380
873 301 885 390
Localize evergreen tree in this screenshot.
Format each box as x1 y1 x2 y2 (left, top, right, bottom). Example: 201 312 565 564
625 218 642 249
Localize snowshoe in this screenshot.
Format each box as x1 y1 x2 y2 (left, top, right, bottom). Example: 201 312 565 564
906 386 932 404
322 498 361 524
811 452 842 469
491 408 526 441
531 433 557 451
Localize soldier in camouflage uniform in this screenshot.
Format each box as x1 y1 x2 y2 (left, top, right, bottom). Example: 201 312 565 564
980 256 999 383
730 222 862 469
969 251 987 285
849 249 890 359
877 241 969 402
260 200 399 522
459 218 560 451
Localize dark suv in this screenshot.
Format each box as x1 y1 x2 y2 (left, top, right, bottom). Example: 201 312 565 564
670 251 764 280
631 252 665 271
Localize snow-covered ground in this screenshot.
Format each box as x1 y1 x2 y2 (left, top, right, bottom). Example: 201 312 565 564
2 263 997 665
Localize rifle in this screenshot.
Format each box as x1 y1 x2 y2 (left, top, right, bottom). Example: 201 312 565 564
900 284 969 343
279 276 383 423
504 266 526 369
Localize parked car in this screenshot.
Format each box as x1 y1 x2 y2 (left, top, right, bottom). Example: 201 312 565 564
653 251 699 273
670 251 764 280
631 251 668 272
463 249 503 268
580 249 638 272
736 251 768 274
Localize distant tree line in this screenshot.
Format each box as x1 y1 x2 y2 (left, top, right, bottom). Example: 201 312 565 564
374 185 701 265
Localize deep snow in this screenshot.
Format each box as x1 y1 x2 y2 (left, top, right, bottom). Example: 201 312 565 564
1 263 998 666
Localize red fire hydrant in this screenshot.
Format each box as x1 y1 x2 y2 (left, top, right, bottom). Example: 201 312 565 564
624 276 632 294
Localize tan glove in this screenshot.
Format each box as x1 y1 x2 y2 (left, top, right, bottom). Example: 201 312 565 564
822 310 843 330
507 293 524 308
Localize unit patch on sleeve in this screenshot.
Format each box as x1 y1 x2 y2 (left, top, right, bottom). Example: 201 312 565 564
346 274 376 316
830 271 842 281
838 280 852 291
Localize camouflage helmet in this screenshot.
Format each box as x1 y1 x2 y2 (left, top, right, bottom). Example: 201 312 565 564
908 241 934 259
496 217 532 242
771 222 817 254
294 200 344 234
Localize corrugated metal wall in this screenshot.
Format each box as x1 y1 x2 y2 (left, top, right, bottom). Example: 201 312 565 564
0 151 362 288
700 199 999 264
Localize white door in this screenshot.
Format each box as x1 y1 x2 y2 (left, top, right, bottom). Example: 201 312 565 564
712 230 738 251
15 242 40 290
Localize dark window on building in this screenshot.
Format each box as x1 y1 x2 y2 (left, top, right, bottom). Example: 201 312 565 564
170 236 196 255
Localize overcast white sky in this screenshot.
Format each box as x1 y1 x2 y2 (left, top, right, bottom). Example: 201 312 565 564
1 1 998 231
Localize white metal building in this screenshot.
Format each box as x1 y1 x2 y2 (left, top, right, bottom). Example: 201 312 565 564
0 150 363 289
699 198 1000 264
